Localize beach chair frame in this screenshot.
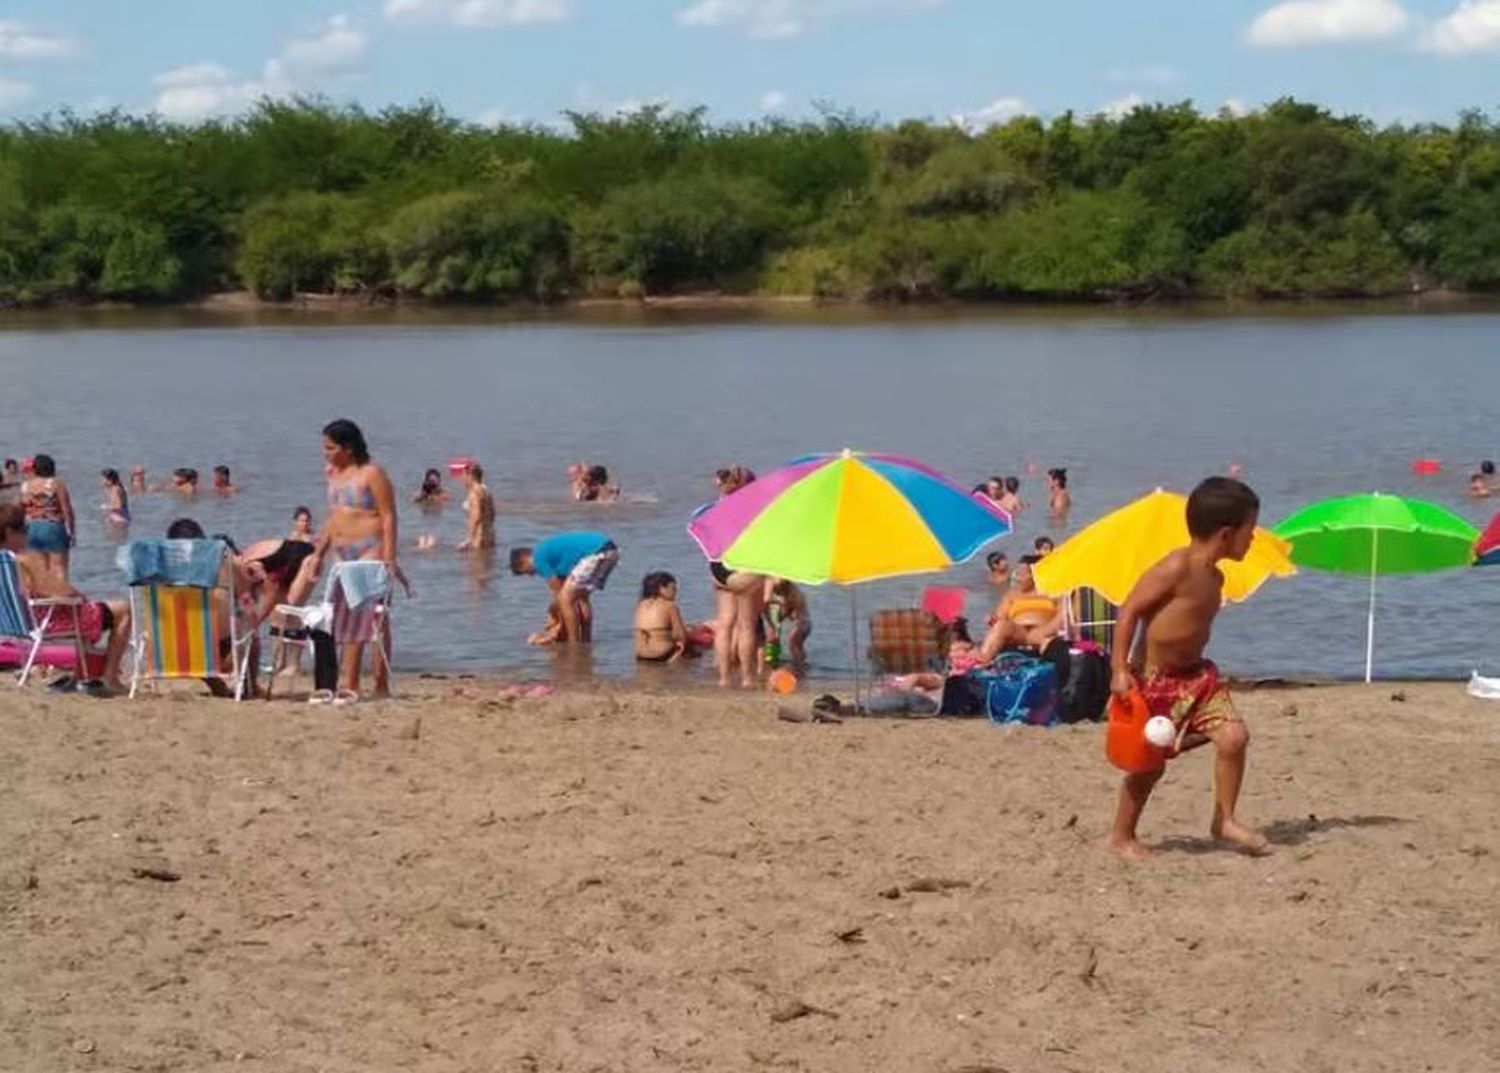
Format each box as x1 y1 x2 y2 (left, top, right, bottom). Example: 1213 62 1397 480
1063 586 1118 653
125 547 251 701
272 560 394 699
0 550 91 687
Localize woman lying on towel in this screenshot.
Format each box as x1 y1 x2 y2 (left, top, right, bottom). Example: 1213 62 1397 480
977 555 1064 663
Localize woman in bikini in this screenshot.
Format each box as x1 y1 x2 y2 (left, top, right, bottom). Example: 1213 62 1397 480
978 555 1064 661
308 419 404 702
100 468 131 533
21 454 75 581
634 572 699 662
458 462 497 550
706 465 764 689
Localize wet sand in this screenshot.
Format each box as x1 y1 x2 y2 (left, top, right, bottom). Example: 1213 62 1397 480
1 680 1496 1072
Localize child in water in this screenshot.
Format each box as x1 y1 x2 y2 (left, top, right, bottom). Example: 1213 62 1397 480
1106 476 1269 860
100 468 130 529
763 578 812 667
289 505 315 543
634 572 702 662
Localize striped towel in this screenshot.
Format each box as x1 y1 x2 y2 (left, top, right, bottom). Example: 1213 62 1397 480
0 551 36 639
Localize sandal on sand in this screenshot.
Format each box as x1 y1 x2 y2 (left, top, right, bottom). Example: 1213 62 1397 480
331 689 360 708
307 689 335 706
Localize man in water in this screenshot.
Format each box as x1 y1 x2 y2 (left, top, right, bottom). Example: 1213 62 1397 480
510 531 618 645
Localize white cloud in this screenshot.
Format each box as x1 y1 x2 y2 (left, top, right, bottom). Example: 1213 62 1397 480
383 0 574 27
0 78 34 110
1100 92 1145 119
272 15 367 79
950 95 1030 132
1221 96 1253 117
152 64 263 121
1247 0 1409 47
760 90 789 112
0 21 79 61
1425 1 1500 54
677 0 945 39
679 0 809 37
150 14 369 121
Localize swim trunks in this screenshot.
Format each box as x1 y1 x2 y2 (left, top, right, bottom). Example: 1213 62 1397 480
565 544 619 594
1137 658 1238 739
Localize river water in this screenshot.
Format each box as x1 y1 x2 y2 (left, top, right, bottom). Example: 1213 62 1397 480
3 304 1498 683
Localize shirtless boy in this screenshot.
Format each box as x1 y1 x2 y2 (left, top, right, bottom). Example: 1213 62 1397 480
1106 476 1270 859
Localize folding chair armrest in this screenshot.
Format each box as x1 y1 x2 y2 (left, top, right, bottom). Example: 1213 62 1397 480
274 603 313 621
28 596 85 608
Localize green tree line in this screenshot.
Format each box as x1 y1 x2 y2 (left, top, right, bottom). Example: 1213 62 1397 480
1 97 1498 305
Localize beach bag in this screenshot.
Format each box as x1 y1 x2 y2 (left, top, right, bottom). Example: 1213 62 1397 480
982 656 1059 726
1060 649 1111 723
938 672 990 716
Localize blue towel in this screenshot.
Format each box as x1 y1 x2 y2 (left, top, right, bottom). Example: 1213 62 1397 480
117 539 228 588
332 561 391 611
0 551 35 638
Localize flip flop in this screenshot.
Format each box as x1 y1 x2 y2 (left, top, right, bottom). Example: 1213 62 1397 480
331 689 360 708
307 689 335 706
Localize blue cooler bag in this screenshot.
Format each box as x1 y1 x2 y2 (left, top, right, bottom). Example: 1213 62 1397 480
981 656 1059 726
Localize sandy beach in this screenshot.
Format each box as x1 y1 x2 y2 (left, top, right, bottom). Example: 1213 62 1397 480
0 680 1496 1072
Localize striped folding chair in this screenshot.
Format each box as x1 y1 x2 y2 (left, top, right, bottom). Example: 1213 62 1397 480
125 541 251 700
1065 586 1118 653
0 549 90 686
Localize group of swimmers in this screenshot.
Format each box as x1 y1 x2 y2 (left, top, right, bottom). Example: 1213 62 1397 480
973 467 1071 522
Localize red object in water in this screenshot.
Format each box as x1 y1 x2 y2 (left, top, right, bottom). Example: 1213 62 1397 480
1410 459 1442 475
448 457 475 476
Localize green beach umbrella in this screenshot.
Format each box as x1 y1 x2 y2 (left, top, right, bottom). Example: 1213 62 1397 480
1273 493 1479 682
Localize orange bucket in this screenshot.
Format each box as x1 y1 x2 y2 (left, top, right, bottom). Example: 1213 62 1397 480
1105 688 1167 774
768 668 799 695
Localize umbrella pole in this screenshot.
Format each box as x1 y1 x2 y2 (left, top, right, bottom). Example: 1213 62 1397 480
1365 527 1378 684
850 587 860 711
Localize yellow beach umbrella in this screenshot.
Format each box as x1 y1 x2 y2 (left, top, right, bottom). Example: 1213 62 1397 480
1033 488 1295 605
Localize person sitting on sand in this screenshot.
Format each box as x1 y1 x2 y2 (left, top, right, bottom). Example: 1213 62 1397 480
458 462 496 550
414 468 450 509
1047 467 1071 521
764 578 812 667
634 572 702 662
213 465 238 496
511 530 619 645
1 504 131 692
887 617 984 694
1106 476 1268 859
978 555 1063 661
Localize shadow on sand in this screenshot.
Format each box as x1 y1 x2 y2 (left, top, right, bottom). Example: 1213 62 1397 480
1153 813 1405 855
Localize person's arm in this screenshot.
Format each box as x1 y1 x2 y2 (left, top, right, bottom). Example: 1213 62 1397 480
554 576 581 642
460 492 480 549
1109 554 1184 695
57 480 75 540
668 603 689 660
371 466 398 564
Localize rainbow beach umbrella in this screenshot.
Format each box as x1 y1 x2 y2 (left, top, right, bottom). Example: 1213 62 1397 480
689 450 1012 701
689 450 1012 584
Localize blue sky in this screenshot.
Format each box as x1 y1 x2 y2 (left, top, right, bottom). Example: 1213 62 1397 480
0 1 1497 127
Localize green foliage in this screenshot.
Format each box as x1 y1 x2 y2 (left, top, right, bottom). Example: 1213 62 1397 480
0 98 1497 305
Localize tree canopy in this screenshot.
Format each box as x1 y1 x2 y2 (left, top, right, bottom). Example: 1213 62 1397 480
1 98 1497 306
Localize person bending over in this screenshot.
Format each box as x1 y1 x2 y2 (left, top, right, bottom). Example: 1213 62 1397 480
511 530 619 645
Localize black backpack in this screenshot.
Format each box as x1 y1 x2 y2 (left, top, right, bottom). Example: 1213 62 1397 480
1059 649 1111 723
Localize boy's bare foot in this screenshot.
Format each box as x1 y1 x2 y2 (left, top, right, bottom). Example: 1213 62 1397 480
1102 836 1154 861
1211 818 1272 856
